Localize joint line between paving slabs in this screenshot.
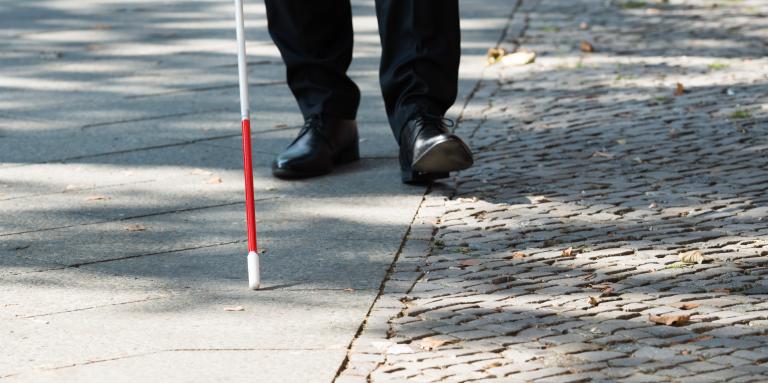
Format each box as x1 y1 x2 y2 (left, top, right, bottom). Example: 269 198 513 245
333 3 529 380
455 0 523 129
332 186 433 382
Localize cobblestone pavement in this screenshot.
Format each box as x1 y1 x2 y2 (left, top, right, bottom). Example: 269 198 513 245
337 0 768 382
0 1 509 381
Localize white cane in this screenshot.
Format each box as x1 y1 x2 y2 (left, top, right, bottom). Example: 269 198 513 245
234 0 260 289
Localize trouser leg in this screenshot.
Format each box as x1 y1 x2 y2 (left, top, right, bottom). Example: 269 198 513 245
375 0 461 143
264 0 360 119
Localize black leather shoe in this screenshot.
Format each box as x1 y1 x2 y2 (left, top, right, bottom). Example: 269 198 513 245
272 115 359 179
399 114 473 184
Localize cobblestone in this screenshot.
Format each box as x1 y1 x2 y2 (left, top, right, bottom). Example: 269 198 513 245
337 0 768 381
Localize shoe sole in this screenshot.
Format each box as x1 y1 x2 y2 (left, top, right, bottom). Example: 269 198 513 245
272 144 360 180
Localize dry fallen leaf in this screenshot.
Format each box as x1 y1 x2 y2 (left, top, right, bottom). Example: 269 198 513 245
458 259 481 266
588 296 600 307
712 288 731 294
679 250 711 264
343 288 356 292
674 83 685 96
562 247 574 257
512 252 526 259
501 50 537 66
125 224 147 232
190 168 213 176
207 177 223 184
685 335 713 343
580 41 595 53
415 337 455 351
486 47 507 65
86 195 110 201
591 284 615 296
679 303 700 310
371 341 393 351
649 313 690 326
223 306 245 312
592 151 614 159
616 138 627 145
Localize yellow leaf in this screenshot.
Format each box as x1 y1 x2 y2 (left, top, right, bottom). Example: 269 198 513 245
580 41 595 53
679 250 711 264
501 50 537 66
674 83 685 96
415 337 456 351
486 47 507 65
125 224 147 232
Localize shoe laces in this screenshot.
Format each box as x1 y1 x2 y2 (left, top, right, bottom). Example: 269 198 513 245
292 115 331 146
408 114 455 145
414 113 455 130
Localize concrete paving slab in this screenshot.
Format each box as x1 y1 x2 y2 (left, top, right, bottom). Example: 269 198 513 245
4 350 344 383
0 0 517 381
2 289 367 381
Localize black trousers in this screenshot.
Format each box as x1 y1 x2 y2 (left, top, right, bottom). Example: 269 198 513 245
264 0 460 143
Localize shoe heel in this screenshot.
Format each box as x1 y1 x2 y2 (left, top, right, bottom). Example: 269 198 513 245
333 143 360 164
401 170 449 184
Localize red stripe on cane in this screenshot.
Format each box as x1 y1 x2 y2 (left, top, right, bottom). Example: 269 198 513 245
241 119 258 253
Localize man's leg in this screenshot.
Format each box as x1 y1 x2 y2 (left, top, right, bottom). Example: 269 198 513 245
264 0 359 119
265 0 362 179
375 0 472 183
375 0 461 142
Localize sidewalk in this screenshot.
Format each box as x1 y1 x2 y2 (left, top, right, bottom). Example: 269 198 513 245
339 0 768 382
0 1 512 382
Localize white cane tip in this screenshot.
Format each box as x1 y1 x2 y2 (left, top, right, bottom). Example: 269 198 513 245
247 251 260 290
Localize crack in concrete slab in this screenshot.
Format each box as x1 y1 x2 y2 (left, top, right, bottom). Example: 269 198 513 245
79 109 229 130
0 179 157 202
18 295 169 319
0 197 278 238
1 347 335 379
124 80 285 99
